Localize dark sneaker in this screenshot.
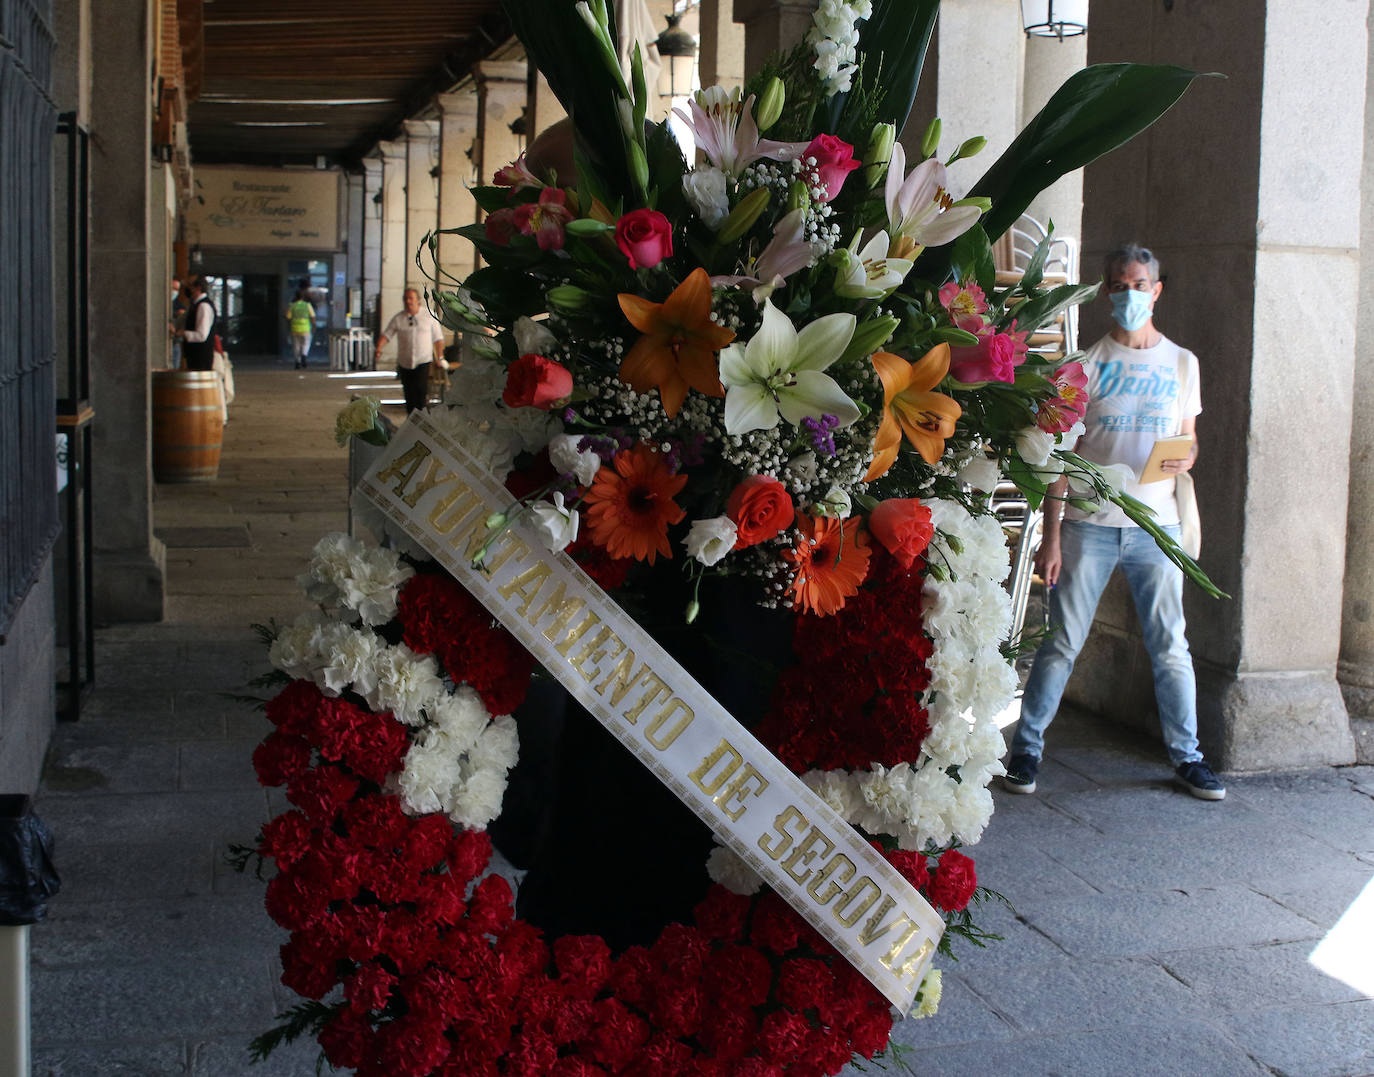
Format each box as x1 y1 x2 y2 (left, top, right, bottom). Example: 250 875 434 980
1175 760 1226 801
1002 753 1039 794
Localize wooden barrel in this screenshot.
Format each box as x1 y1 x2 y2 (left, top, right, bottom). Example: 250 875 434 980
152 370 223 482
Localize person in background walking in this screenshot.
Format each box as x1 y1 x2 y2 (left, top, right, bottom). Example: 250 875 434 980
375 288 446 413
1004 243 1225 802
286 289 315 369
176 274 217 372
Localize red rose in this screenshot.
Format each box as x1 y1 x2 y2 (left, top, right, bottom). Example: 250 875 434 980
615 208 674 270
928 848 978 911
867 498 934 569
503 353 573 409
726 475 796 548
803 134 861 202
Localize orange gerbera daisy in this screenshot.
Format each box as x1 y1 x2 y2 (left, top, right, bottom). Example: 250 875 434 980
584 444 688 564
618 268 736 418
782 514 871 617
865 344 963 481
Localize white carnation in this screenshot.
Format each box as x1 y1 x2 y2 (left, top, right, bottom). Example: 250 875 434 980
958 452 1002 493
915 969 943 1018
802 769 862 819
364 643 444 726
397 732 461 815
445 356 507 406
448 769 508 829
548 433 602 486
683 167 730 229
705 844 764 895
470 714 520 771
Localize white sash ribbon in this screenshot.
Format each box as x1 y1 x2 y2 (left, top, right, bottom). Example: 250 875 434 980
359 413 944 1012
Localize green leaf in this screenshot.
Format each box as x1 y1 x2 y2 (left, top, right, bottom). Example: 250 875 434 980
1019 225 1054 293
462 265 554 324
1000 280 1100 336
470 185 520 214
950 225 995 295
973 64 1215 241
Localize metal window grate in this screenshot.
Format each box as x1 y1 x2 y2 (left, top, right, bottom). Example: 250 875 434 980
0 0 59 638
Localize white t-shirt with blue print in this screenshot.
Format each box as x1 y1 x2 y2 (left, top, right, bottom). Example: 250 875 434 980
1064 333 1202 529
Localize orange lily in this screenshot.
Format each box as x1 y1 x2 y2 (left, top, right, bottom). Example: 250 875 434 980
865 344 963 481
618 268 736 418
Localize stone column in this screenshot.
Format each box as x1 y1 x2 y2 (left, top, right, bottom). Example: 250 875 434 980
1022 33 1086 253
377 140 408 339
528 71 566 135
936 0 1025 192
1075 0 1361 769
437 90 480 286
361 158 383 329
404 119 440 295
474 60 529 191
1339 11 1374 763
732 0 816 81
89 0 164 621
699 0 746 92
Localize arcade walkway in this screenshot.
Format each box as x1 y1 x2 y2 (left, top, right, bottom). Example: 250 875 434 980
27 367 1374 1076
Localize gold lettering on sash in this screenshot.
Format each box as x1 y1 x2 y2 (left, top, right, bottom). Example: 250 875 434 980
527 581 582 631
689 740 745 794
570 626 622 682
713 764 769 822
621 670 671 722
856 897 906 945
374 442 430 497
888 937 935 983
595 652 644 707
759 805 808 860
878 921 921 969
832 876 883 928
427 484 482 533
499 562 554 609
645 698 693 750
402 457 460 508
483 534 529 576
780 826 837 885
806 853 856 904
552 610 602 657
458 511 499 561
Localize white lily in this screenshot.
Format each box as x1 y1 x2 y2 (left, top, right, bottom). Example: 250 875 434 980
672 86 809 176
718 299 861 435
884 142 984 258
834 230 912 299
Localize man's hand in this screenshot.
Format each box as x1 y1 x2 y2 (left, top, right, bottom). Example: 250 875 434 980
1034 535 1063 588
1160 454 1194 475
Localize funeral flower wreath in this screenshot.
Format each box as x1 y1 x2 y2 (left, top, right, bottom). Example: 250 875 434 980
242 2 1213 1072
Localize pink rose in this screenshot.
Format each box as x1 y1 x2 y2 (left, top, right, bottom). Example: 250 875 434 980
615 209 674 270
502 353 574 409
949 327 1029 384
802 134 861 202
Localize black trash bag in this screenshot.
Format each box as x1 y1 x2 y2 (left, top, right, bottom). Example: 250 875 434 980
0 794 60 925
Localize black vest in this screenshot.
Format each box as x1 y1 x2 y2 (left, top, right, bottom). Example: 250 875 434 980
183 295 216 369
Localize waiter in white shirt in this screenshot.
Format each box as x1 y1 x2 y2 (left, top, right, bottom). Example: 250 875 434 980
375 287 447 413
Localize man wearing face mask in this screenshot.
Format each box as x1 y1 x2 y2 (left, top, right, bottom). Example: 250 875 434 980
1003 243 1225 801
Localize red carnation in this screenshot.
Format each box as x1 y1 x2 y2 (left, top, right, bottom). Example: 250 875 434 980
503 353 573 409
286 764 359 824
265 679 323 737
928 848 978 911
885 849 931 891
555 934 613 999
258 809 314 868
252 731 313 787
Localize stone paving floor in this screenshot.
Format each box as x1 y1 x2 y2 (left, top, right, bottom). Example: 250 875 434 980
27 362 1374 1076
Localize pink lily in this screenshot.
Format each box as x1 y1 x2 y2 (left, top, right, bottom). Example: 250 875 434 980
711 209 814 300
673 86 809 177
937 281 989 333
884 142 984 260
1037 361 1090 433
512 188 574 251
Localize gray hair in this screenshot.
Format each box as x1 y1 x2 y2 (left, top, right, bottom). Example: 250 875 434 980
1104 243 1161 284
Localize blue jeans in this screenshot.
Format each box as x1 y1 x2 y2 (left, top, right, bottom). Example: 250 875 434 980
1012 520 1202 767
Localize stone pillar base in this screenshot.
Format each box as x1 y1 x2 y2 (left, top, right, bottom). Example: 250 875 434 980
93 541 166 623
1197 667 1356 771
1337 661 1374 763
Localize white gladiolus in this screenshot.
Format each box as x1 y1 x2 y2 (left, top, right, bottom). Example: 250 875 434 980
530 492 580 552
683 167 730 229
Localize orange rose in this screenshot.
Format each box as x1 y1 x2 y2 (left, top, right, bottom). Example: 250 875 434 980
868 498 934 569
726 475 795 548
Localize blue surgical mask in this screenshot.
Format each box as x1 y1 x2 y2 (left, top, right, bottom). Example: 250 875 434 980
1110 289 1153 331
